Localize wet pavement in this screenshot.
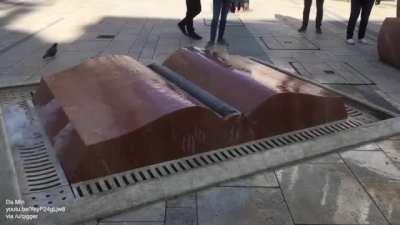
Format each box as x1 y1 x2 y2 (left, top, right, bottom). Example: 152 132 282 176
0 0 399 224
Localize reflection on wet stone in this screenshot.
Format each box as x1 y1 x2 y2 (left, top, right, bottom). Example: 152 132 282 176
197 187 293 225
341 151 400 182
277 164 389 225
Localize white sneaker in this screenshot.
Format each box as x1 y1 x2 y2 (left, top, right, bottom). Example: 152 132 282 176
358 38 369 44
346 38 355 45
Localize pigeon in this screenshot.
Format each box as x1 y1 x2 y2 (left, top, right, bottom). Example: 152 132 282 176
42 43 58 59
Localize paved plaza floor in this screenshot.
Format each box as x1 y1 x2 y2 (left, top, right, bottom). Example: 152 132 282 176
0 0 399 224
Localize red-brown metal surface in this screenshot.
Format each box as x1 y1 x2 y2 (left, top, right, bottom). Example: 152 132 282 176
33 55 242 183
378 18 400 68
33 51 347 183
163 48 347 139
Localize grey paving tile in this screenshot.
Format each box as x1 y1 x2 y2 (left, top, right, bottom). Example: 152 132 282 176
341 151 400 182
362 180 400 225
376 139 400 165
100 222 163 225
306 153 343 163
351 143 382 151
197 187 294 225
165 207 196 225
167 193 196 208
101 202 165 222
219 171 279 187
276 164 389 225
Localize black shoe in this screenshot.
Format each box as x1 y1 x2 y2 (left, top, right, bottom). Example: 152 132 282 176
177 22 188 36
188 32 202 40
298 26 307 33
217 38 228 46
316 27 322 34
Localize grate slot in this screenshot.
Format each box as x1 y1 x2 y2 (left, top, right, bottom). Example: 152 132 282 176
23 158 49 166
27 173 58 182
15 144 45 151
75 186 84 197
30 183 61 192
270 139 283 147
19 148 46 155
292 133 306 141
311 129 324 136
26 170 56 178
185 159 198 168
177 161 189 171
297 132 311 140
262 140 276 148
280 136 293 144
233 148 244 156
122 175 131 185
286 135 299 143
25 166 54 174
22 155 49 162
104 180 113 190
252 143 265 151
220 151 231 159
146 169 158 179
239 146 251 154
168 163 179 173
94 182 104 193
138 171 148 181
213 152 224 161
206 154 217 163
226 149 238 158
28 178 60 187
130 173 139 182
20 151 47 159
162 165 172 175
24 162 52 170
199 155 211 165
113 177 122 187
192 157 206 166
86 184 94 195
328 124 341 132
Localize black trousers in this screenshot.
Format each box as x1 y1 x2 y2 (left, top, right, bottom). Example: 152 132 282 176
346 0 374 39
180 0 202 33
301 0 324 28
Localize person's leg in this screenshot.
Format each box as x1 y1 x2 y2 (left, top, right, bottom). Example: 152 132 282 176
358 0 374 40
186 0 202 35
346 0 362 40
315 0 324 32
217 0 230 43
178 0 192 35
299 0 312 31
210 0 222 43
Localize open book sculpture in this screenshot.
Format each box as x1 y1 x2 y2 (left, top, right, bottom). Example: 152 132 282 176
33 47 347 183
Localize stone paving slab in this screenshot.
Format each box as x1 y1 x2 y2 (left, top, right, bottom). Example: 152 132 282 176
167 193 196 208
377 139 400 167
276 163 389 225
219 171 279 187
166 207 197 225
291 61 374 85
362 181 400 225
197 187 294 225
341 151 400 183
101 202 166 223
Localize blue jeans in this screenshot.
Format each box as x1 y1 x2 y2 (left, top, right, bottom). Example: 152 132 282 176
210 0 230 42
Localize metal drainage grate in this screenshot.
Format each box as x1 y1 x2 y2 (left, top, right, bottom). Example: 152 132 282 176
71 117 364 199
2 99 383 203
0 84 38 106
3 101 73 206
